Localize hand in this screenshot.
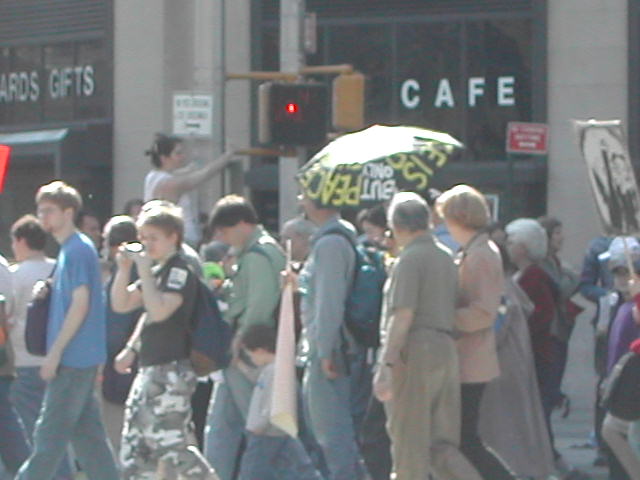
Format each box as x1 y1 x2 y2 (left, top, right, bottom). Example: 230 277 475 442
114 347 136 374
131 250 153 272
40 351 61 381
115 246 134 270
280 270 299 290
321 358 339 380
373 364 393 402
629 277 640 298
32 280 49 300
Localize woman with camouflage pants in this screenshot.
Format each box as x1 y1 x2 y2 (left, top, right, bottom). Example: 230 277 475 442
111 203 218 479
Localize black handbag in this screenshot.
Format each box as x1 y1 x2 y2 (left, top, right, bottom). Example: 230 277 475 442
25 267 56 357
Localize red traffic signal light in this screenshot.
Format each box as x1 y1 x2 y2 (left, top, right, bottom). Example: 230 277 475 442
259 82 329 146
285 103 299 114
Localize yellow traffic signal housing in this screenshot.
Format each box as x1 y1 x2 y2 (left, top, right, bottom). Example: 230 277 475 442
332 73 365 131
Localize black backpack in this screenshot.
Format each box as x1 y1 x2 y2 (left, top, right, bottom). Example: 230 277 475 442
600 350 640 420
189 277 232 376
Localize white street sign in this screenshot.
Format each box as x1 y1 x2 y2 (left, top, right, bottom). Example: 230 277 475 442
173 93 213 136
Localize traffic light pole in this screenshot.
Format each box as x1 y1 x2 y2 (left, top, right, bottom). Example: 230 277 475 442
279 0 306 228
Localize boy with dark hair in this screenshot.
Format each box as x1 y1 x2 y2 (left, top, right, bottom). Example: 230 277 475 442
238 325 321 480
204 194 286 480
9 215 73 480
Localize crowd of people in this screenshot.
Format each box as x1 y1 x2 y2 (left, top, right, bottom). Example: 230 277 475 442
0 135 639 480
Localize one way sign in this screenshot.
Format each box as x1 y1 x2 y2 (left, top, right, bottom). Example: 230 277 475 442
173 92 213 137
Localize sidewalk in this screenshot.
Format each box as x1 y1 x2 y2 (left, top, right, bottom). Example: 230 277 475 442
553 304 608 480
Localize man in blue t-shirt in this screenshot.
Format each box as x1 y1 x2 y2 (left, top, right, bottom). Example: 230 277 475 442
16 181 118 480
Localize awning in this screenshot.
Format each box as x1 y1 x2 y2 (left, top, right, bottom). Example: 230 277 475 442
0 128 70 176
0 128 69 157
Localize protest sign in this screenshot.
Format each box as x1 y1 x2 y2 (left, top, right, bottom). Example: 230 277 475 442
574 119 640 235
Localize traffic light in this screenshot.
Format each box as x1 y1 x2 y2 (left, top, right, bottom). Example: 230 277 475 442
332 73 365 131
258 82 329 146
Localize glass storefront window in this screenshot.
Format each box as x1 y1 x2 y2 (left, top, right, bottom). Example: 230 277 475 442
465 19 533 161
394 22 463 143
262 15 536 162
76 39 107 119
327 24 393 125
42 42 75 122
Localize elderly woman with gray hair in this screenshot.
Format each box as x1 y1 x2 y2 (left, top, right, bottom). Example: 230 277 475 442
373 192 481 480
505 218 565 469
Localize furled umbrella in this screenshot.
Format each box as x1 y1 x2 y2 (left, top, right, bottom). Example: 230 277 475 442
297 124 463 208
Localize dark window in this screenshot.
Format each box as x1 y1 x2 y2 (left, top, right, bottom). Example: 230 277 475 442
42 42 75 122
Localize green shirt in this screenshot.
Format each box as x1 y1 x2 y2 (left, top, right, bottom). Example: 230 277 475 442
224 226 286 334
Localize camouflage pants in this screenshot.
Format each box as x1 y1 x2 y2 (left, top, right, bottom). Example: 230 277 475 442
120 359 216 479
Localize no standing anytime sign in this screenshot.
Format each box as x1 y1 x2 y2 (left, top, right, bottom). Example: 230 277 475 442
506 122 549 155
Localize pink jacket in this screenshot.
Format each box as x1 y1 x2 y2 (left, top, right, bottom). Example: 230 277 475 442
455 233 503 383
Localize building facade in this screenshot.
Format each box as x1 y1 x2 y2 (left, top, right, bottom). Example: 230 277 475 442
0 0 632 265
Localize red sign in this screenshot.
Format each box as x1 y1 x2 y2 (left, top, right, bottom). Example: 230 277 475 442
506 122 548 154
0 145 10 193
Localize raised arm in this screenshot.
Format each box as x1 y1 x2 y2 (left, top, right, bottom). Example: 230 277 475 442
155 150 236 200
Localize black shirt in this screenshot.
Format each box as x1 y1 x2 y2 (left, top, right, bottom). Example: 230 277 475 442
138 253 196 367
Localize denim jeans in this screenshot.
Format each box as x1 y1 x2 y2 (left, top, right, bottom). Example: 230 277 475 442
10 367 74 479
303 355 366 480
348 345 373 435
0 376 30 474
204 368 254 480
238 433 322 480
15 366 119 480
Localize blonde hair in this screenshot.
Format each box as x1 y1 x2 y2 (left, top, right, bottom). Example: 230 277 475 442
436 184 489 230
137 202 184 247
35 181 83 214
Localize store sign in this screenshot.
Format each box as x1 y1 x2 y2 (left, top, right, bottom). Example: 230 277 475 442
0 65 95 104
400 76 516 109
173 93 213 136
506 122 548 154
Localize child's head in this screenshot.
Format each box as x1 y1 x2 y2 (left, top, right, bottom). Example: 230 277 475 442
240 324 277 367
608 237 640 299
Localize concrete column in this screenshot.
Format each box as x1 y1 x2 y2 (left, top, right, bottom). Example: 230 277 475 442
112 0 251 220
112 0 166 212
547 0 628 265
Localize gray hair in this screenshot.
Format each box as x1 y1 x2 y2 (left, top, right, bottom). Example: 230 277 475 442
505 218 548 261
388 192 430 233
281 215 317 238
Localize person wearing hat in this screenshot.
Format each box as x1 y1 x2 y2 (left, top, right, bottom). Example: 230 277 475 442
600 237 640 479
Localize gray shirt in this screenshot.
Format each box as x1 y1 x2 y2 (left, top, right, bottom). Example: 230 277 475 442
245 363 283 436
300 216 356 359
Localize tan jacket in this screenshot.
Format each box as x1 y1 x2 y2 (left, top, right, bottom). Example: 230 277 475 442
455 233 503 383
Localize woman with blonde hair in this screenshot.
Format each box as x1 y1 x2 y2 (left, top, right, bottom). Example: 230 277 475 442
438 185 515 480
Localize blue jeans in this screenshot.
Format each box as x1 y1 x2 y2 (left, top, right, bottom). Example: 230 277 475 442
204 367 254 480
303 355 366 480
0 376 30 474
348 345 373 434
238 433 322 480
15 366 119 480
10 367 74 479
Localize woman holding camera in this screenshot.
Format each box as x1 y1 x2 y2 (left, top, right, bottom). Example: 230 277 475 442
111 202 218 480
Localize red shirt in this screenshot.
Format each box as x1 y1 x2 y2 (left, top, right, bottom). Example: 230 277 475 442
517 264 558 364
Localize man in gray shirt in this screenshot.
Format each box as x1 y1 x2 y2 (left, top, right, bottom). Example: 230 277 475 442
297 193 366 480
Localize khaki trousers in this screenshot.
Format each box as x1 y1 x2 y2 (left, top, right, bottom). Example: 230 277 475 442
385 332 482 480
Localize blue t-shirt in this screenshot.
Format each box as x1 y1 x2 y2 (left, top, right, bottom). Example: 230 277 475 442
47 232 106 368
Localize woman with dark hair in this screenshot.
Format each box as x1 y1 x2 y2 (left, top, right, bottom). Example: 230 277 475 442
143 133 236 246
537 216 581 416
